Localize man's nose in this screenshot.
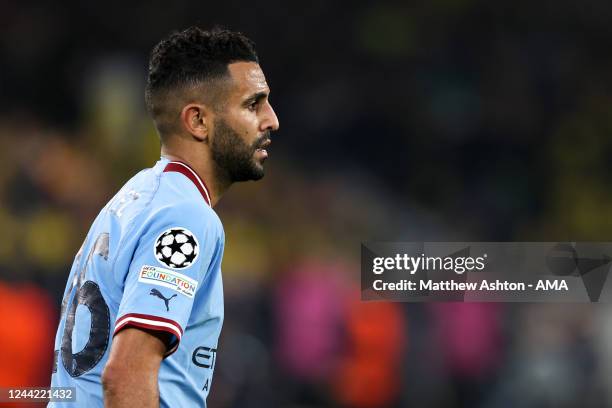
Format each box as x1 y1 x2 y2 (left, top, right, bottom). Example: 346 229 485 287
261 103 280 132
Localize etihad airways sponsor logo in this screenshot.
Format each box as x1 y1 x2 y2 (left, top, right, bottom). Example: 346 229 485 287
138 265 197 298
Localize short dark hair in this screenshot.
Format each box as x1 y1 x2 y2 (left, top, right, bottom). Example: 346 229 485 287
145 26 259 135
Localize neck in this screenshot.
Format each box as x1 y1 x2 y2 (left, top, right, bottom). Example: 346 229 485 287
161 145 232 207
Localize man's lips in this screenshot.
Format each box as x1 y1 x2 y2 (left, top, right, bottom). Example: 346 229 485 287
255 139 271 159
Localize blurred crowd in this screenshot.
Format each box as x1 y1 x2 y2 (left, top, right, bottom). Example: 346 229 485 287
3 0 612 407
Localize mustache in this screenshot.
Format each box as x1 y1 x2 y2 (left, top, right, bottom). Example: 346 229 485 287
253 132 271 149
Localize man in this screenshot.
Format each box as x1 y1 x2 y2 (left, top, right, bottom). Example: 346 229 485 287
49 26 279 407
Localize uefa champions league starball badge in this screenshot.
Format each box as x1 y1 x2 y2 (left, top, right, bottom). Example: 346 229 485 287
154 227 199 269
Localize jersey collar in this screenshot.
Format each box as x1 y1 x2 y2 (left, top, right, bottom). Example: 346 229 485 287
163 161 212 206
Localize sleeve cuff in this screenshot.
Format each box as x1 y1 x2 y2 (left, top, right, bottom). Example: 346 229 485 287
114 313 183 357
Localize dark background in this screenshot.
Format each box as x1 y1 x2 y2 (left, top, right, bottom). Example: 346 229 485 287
2 1 612 407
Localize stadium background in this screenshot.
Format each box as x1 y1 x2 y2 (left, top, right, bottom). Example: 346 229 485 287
2 1 612 407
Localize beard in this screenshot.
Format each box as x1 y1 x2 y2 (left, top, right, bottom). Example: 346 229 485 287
210 117 270 183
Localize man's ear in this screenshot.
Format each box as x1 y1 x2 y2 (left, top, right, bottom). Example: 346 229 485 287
180 103 210 142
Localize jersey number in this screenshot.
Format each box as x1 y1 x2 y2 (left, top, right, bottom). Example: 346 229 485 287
58 233 111 377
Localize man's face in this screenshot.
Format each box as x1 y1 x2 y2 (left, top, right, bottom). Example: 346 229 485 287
210 62 279 182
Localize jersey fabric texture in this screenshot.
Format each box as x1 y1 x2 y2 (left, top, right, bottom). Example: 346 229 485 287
49 157 225 407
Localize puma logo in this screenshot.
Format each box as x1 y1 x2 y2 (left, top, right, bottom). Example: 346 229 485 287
149 288 177 311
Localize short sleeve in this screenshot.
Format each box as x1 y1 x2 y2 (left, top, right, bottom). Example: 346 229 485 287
113 202 219 356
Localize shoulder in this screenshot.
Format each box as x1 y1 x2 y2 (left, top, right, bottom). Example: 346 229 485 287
142 179 223 245
133 199 222 271
146 199 222 234
135 160 223 239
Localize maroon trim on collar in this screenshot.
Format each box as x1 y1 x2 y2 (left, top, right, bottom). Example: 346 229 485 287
163 161 211 206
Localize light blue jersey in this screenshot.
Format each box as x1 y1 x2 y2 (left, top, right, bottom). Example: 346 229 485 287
50 157 224 407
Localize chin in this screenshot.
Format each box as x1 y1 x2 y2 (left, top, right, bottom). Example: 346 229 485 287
233 162 265 182
252 169 265 181
251 165 265 181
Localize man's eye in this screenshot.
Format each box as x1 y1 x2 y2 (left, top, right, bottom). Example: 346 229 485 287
248 102 258 111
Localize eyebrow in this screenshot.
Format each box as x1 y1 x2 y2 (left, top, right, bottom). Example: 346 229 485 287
242 91 269 106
